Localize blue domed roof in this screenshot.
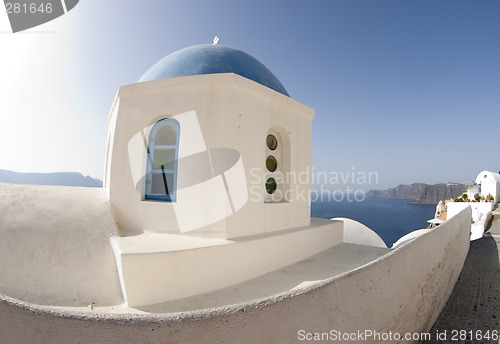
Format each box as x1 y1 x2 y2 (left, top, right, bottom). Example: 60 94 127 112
139 44 289 97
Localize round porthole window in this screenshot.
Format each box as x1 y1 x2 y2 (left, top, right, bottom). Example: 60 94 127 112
265 178 277 194
266 155 277 172
266 134 278 151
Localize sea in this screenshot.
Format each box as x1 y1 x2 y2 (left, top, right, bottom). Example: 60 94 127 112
311 197 437 247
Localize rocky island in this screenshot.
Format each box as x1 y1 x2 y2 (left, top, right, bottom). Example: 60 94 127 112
366 183 467 204
0 169 102 187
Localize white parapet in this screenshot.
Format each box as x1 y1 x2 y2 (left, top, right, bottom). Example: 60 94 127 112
448 201 494 222
111 218 344 307
0 183 123 307
447 201 493 241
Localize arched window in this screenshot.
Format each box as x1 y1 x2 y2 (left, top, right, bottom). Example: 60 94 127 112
145 118 180 201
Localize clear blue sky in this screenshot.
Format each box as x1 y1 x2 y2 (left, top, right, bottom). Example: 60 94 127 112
1 0 499 190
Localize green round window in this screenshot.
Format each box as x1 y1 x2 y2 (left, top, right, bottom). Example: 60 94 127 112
266 155 277 172
266 178 277 194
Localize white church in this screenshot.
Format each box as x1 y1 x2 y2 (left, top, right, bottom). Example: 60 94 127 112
105 40 345 306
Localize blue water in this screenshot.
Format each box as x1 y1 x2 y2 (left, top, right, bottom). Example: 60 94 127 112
311 198 436 247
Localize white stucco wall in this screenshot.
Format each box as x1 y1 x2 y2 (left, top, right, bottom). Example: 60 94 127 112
0 207 471 344
470 211 492 241
105 73 315 239
447 201 493 222
0 183 123 307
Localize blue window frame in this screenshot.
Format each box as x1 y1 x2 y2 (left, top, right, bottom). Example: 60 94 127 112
145 118 180 201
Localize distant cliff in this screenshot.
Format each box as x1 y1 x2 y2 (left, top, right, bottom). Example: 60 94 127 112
366 183 467 204
0 169 102 187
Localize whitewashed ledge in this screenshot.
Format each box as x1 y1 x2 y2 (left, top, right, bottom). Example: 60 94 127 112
0 206 471 344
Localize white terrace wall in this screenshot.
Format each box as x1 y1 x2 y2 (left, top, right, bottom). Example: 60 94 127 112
448 201 493 222
0 207 471 344
0 183 123 307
